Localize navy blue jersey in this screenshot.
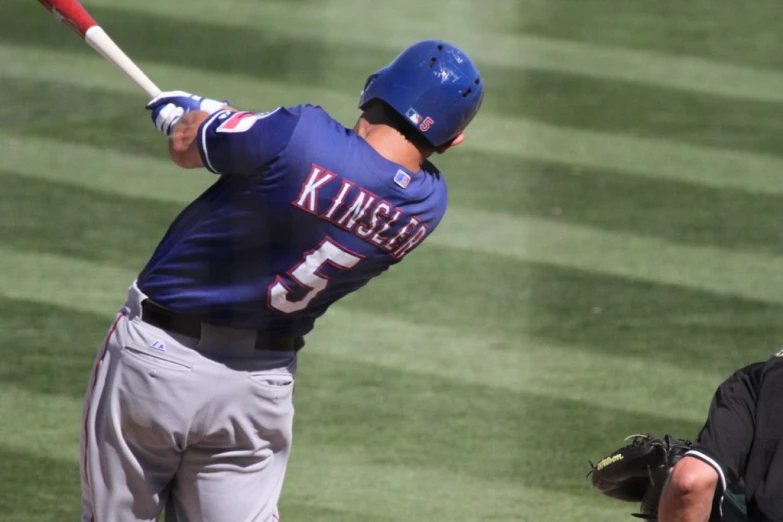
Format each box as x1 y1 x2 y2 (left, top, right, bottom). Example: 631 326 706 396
136 105 448 335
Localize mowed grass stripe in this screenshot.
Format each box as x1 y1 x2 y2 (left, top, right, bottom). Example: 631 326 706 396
472 117 783 197
0 259 733 521
0 448 82 521
308 306 726 422
0 404 635 522
440 212 783 306
281 443 631 521
289 347 700 498
3 141 783 305
5 125 783 260
0 293 684 519
4 53 783 197
0 409 632 522
501 70 783 157
349 246 780 375
1 173 774 380
0 249 725 421
7 6 783 161
0 387 82 463
446 153 783 257
0 311 700 517
513 0 783 73
0 131 209 205
0 295 702 518
0 351 703 487
46 0 783 104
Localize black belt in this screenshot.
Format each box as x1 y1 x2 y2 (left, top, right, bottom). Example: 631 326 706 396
140 299 304 352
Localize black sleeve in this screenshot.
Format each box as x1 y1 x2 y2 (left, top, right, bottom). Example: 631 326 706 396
685 362 763 494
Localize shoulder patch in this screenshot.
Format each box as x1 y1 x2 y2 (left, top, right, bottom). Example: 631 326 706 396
216 108 281 133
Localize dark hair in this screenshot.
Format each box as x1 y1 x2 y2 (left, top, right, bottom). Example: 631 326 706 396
362 100 436 153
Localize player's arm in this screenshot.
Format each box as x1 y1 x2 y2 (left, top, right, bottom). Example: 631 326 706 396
195 106 303 176
169 110 234 169
147 90 303 176
146 90 304 176
659 457 718 522
144 90 236 169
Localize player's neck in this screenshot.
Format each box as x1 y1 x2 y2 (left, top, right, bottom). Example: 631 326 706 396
354 118 426 173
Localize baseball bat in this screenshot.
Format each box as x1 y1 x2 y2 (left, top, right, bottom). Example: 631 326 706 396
38 0 161 98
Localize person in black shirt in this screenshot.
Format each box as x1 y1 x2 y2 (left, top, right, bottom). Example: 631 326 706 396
659 352 783 521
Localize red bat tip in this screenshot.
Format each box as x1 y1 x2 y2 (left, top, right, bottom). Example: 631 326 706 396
38 0 98 38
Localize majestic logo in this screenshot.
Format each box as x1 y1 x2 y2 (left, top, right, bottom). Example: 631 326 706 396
406 108 422 125
393 169 411 189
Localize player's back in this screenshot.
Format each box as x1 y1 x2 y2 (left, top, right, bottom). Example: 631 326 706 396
137 105 447 336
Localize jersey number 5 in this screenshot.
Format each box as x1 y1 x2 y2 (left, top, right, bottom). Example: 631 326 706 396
267 238 363 314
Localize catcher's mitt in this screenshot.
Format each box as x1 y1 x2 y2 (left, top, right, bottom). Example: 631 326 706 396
587 433 691 520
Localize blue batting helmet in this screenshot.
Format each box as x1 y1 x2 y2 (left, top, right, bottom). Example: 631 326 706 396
358 40 484 148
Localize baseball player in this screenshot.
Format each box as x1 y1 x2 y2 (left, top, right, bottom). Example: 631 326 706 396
80 40 484 521
659 352 783 521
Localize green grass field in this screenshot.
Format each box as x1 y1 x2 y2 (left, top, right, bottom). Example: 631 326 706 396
3 0 783 520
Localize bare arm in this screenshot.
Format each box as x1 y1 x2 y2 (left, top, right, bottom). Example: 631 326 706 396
658 456 719 522
168 106 237 169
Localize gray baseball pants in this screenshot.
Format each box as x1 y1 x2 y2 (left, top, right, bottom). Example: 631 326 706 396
81 282 297 522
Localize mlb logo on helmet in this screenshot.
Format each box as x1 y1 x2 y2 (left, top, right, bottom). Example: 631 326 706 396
405 108 434 133
406 108 422 125
393 169 411 189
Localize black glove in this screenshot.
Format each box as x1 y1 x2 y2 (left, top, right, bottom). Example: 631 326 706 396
587 433 691 520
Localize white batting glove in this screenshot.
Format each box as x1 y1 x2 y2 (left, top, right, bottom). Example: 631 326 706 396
145 90 228 135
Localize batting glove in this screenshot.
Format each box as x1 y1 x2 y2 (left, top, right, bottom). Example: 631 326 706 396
145 90 228 135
